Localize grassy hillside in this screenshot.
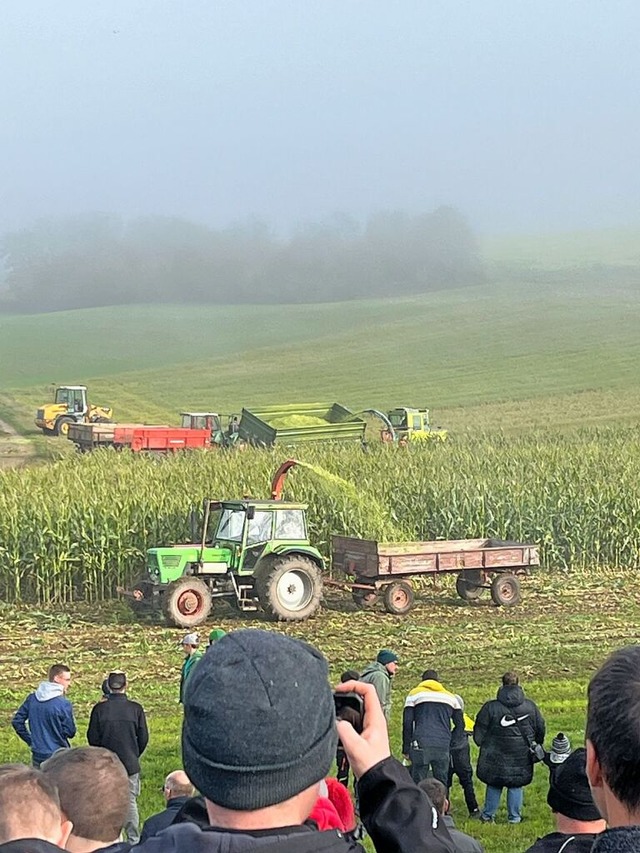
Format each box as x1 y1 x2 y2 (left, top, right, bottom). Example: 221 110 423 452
2 269 640 435
482 226 640 271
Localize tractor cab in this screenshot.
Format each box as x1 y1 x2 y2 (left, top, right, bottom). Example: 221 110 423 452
180 412 223 432
179 412 240 447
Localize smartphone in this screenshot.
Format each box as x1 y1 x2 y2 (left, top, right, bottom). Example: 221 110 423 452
334 691 364 715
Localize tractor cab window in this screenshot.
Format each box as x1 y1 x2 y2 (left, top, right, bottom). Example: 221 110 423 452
216 508 245 542
412 415 421 430
56 388 85 412
389 411 408 429
274 509 306 540
246 511 273 546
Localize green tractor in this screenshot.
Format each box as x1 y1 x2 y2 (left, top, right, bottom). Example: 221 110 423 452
125 461 324 626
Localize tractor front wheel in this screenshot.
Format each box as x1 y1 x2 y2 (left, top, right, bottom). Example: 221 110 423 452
55 416 75 437
163 577 212 627
256 555 322 621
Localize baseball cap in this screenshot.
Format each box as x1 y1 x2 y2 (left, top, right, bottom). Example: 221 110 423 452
180 633 199 646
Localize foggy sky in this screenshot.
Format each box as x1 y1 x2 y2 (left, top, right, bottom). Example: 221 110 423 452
2 0 639 236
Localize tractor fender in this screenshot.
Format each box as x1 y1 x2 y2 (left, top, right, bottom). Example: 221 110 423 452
254 547 325 575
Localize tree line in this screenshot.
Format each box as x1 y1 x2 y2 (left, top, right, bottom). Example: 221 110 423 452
0 207 483 312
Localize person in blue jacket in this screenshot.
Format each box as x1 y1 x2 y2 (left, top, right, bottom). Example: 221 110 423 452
11 663 76 767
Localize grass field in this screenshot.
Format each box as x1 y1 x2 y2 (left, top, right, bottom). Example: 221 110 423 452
2 269 640 438
0 568 633 853
1 229 639 852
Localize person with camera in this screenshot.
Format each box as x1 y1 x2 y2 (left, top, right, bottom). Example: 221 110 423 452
135 629 456 853
474 671 546 825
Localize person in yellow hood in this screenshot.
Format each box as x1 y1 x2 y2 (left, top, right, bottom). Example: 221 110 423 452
402 669 465 788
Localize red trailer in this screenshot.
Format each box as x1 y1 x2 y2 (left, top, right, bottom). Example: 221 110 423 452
331 535 539 614
67 422 211 452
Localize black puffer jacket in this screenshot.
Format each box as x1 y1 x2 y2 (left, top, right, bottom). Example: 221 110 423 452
474 684 545 788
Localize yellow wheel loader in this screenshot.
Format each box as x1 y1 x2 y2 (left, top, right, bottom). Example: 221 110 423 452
35 385 113 436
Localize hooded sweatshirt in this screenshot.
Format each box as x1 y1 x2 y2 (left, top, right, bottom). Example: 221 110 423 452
360 662 392 721
402 679 466 753
12 681 76 764
473 684 546 788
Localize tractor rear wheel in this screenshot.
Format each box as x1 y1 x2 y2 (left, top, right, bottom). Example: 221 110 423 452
55 416 75 437
491 573 522 607
382 581 415 615
456 570 484 601
256 555 322 621
163 577 212 627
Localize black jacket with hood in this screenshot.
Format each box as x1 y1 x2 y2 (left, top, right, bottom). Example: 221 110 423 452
134 757 455 853
473 684 546 788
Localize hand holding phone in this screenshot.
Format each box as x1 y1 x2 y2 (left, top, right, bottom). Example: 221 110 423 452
334 680 390 780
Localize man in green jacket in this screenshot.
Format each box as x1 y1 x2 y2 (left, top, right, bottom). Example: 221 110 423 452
179 633 203 704
360 649 399 722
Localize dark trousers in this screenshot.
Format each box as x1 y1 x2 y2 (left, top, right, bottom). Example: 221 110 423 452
336 743 351 787
410 745 450 786
448 741 479 813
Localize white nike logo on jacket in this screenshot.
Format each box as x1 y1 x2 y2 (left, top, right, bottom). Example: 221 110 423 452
499 714 529 727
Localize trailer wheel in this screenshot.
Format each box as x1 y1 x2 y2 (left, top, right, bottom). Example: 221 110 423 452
256 555 322 621
352 586 378 609
163 577 212 627
456 570 484 601
55 416 74 437
382 581 415 615
491 574 522 607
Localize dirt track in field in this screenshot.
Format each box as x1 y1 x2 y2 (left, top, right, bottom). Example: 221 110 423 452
0 417 35 470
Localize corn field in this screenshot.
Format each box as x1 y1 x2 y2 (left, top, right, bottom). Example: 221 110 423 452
1 428 640 603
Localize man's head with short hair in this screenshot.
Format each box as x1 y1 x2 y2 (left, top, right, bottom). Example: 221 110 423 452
49 664 72 693
419 778 447 815
422 669 439 682
164 770 195 801
586 645 640 824
502 671 519 686
42 747 129 850
182 629 337 829
0 764 72 847
340 669 360 683
107 671 126 693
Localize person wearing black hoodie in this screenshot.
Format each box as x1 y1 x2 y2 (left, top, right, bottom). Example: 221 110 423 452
474 671 545 824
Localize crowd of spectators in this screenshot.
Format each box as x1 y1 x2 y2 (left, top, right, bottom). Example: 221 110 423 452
4 632 640 853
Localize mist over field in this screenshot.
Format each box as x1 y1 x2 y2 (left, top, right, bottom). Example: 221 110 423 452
1 1 640 312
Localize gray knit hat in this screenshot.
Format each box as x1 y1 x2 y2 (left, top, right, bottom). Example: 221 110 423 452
550 732 572 763
181 629 337 810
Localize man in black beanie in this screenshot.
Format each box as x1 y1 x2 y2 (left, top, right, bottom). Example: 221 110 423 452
524 748 605 853
135 629 455 853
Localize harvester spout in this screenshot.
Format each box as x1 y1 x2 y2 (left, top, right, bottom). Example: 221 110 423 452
271 459 299 500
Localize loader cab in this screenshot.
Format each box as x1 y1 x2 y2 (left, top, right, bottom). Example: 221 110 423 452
55 386 88 415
